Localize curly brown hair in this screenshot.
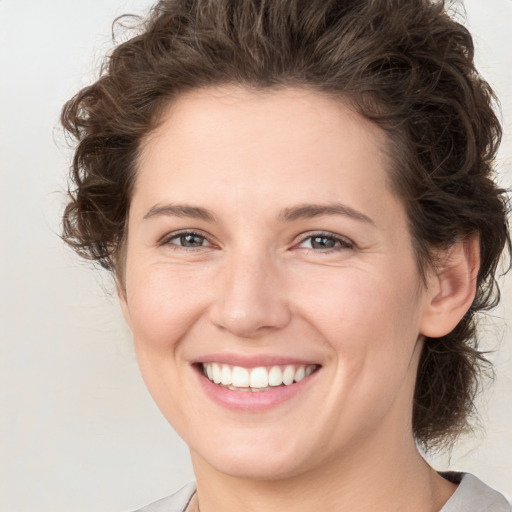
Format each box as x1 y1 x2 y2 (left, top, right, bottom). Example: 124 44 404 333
61 0 510 451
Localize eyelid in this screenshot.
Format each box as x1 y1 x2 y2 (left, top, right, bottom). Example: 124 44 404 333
294 231 355 250
159 229 214 248
158 229 353 251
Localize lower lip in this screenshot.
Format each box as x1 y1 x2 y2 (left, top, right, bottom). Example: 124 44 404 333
195 368 319 412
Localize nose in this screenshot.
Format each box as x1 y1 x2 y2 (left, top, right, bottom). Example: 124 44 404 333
209 249 292 339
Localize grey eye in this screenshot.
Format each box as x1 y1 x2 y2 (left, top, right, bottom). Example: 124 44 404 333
310 236 336 249
177 233 207 247
298 233 353 251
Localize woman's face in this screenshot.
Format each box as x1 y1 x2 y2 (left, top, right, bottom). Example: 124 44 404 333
121 86 435 480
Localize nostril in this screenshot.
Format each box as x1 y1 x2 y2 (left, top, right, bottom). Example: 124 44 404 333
210 301 292 338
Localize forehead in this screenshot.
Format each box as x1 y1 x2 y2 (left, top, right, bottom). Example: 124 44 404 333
143 86 388 160
135 86 394 212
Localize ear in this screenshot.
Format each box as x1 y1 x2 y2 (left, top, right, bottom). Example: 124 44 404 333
420 235 480 338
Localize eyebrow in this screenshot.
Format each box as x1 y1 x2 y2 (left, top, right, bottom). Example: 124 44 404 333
279 203 375 226
143 201 375 226
143 203 216 222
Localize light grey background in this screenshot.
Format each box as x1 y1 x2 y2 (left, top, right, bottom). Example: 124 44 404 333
0 1 510 511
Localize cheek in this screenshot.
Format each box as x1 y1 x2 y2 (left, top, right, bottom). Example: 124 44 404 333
123 264 210 424
293 265 424 380
125 264 212 352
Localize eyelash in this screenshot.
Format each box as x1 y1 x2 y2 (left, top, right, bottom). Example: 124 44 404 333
295 231 354 252
160 230 354 253
160 230 213 250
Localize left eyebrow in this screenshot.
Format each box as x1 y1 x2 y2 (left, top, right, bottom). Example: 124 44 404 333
143 203 217 222
278 202 375 226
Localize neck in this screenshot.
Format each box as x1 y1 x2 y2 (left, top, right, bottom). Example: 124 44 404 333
190 430 456 512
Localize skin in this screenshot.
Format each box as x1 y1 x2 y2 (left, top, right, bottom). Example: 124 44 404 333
119 86 479 511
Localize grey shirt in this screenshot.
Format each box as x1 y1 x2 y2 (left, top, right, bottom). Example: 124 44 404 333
440 473 510 512
130 473 511 512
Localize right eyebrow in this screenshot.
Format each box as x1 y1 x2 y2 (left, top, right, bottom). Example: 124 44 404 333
278 202 376 226
143 203 217 222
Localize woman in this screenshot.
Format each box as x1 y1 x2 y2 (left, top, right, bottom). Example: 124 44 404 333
61 0 511 510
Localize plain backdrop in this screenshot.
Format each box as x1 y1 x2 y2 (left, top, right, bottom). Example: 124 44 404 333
0 1 511 511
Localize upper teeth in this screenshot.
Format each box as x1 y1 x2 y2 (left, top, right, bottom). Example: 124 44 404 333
202 363 316 390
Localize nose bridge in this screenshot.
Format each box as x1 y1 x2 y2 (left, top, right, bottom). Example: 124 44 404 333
210 244 291 337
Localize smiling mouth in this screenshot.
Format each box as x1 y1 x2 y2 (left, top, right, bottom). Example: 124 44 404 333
200 363 320 392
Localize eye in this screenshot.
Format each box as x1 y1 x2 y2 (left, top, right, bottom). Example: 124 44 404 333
297 232 353 251
162 231 211 248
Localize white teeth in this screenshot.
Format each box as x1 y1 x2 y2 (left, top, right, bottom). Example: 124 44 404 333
221 364 232 385
212 363 221 384
249 367 269 388
202 362 317 390
282 365 295 386
268 366 283 386
231 366 250 388
294 366 306 382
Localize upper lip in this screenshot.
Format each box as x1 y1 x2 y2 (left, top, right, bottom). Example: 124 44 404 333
192 353 321 368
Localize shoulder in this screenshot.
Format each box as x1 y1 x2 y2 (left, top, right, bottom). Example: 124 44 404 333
128 481 196 512
440 472 511 512
124 474 511 512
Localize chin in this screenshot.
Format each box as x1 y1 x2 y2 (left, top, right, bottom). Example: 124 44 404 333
205 454 305 481
190 434 315 481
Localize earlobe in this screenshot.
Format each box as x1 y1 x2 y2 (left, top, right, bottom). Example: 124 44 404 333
420 235 480 338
